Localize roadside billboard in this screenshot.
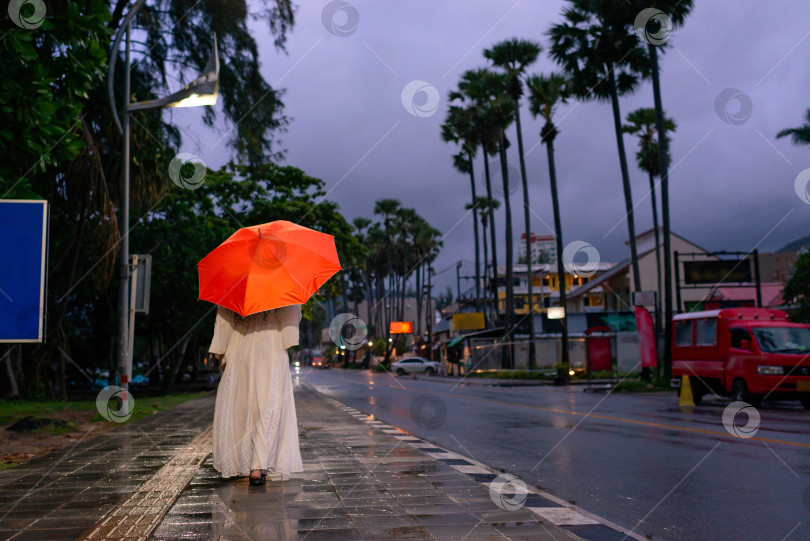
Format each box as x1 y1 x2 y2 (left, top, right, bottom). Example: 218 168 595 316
389 321 413 334
0 200 49 342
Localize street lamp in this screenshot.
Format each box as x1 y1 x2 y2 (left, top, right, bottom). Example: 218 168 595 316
108 0 219 411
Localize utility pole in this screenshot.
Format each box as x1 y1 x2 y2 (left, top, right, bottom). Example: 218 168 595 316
427 266 434 355
108 1 217 407
456 261 462 302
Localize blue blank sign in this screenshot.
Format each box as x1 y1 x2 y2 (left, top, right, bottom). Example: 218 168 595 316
0 200 48 342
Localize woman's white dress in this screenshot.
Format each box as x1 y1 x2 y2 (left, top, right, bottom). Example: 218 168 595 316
209 304 303 477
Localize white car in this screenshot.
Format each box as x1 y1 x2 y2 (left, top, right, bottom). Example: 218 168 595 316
392 357 440 376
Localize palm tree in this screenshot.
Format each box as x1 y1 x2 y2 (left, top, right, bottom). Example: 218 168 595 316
625 0 694 380
777 108 810 146
450 70 503 319
548 0 650 293
374 198 400 356
622 107 675 332
459 70 517 357
411 218 437 337
467 196 500 320
395 207 419 321
527 72 572 373
352 217 373 324
485 38 542 354
441 105 483 311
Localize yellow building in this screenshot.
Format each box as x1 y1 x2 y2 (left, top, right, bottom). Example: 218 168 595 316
495 262 615 315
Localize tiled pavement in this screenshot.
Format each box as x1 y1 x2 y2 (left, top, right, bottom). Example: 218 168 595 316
0 383 637 540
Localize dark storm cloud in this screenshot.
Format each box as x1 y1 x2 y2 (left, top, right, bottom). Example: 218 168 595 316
170 0 810 291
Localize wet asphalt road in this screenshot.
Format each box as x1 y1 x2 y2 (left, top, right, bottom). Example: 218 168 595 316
297 367 810 541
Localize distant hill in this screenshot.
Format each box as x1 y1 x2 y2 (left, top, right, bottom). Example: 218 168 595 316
778 236 810 252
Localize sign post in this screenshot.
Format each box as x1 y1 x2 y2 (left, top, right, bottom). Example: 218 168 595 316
122 254 151 416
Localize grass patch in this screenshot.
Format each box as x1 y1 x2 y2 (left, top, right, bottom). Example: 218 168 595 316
0 391 211 427
0 400 96 425
467 370 552 380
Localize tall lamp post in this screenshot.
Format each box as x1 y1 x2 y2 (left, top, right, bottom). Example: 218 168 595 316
108 0 219 411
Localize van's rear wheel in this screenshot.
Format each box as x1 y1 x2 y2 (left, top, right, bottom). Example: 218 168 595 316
396 368 405 376
800 396 810 410
732 379 761 406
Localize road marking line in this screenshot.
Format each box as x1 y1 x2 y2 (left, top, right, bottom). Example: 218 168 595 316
451 465 490 474
528 507 600 526
425 452 457 459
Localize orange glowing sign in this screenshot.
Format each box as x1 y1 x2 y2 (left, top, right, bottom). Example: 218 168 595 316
389 321 414 334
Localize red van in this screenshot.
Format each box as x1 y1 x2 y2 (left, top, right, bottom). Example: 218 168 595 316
671 308 810 408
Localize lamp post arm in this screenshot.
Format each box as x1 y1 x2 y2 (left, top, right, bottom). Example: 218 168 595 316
108 0 146 135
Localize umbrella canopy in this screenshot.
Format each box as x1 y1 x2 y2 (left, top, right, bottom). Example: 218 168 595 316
198 220 342 316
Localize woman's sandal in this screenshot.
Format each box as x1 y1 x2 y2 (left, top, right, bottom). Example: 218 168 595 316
249 470 266 486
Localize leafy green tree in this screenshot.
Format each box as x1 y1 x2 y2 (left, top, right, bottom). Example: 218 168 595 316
0 0 111 200
2 0 296 397
784 250 810 323
527 71 571 372
130 162 362 388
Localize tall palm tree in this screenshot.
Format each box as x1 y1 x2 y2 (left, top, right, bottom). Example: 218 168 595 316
777 108 810 146
622 0 694 380
622 107 675 332
395 207 418 321
374 198 400 352
548 0 650 294
453 153 483 309
441 105 483 311
467 196 500 320
527 72 572 373
459 70 517 354
481 145 499 310
352 217 373 324
450 70 503 318
485 38 542 355
411 218 437 337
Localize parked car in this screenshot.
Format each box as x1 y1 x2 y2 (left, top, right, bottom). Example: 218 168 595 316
671 308 810 408
392 357 440 376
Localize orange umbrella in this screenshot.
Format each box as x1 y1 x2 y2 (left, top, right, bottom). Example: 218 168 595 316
198 220 342 316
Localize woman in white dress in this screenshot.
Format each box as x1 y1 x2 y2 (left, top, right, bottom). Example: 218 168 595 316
208 304 304 485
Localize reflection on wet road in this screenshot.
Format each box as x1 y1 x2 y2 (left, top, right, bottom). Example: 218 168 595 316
302 368 810 541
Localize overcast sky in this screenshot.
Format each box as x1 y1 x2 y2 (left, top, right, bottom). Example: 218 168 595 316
169 0 810 293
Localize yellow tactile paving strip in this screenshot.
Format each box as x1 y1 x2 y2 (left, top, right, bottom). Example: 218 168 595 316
79 425 212 541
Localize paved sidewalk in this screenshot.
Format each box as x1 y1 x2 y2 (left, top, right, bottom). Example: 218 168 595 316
0 384 630 540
